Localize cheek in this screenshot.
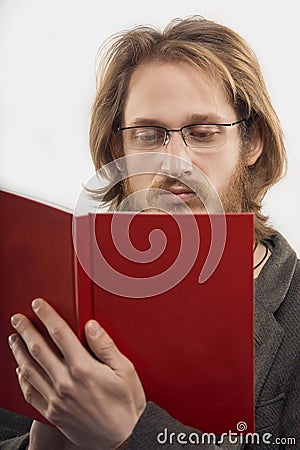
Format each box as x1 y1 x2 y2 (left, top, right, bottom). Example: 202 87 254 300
122 148 155 192
191 149 240 192
124 148 168 192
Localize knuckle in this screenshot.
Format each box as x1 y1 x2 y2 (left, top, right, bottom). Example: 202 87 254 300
69 362 89 383
28 342 41 358
55 378 74 398
16 318 26 335
49 325 66 342
46 398 65 425
100 335 115 354
23 385 33 405
21 364 33 381
122 359 136 377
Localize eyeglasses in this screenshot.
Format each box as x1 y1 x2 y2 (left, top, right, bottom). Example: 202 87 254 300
116 119 246 151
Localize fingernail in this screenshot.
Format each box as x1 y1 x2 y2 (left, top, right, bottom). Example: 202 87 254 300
11 314 20 327
8 334 18 347
32 298 42 311
87 320 102 338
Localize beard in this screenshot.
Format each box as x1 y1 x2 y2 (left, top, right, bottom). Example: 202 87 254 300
218 158 249 213
117 156 249 215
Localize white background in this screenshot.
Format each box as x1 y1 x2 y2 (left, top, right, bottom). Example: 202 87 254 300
1 0 299 256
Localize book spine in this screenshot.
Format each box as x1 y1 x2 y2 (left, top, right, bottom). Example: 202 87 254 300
73 214 94 343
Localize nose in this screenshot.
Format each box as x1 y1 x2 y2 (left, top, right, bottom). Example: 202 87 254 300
160 131 193 177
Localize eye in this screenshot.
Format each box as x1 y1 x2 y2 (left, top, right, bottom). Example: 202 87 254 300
184 125 223 146
133 129 158 142
128 127 165 148
187 125 220 139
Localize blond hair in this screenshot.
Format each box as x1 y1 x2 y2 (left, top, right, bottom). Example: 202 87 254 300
89 15 287 240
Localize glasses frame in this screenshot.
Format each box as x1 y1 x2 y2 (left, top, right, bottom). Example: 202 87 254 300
116 118 246 150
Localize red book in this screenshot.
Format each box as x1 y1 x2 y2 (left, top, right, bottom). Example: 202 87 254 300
0 189 254 434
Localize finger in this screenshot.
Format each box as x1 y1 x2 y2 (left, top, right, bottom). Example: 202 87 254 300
10 313 67 383
29 298 89 365
8 333 53 401
16 366 48 416
85 320 129 371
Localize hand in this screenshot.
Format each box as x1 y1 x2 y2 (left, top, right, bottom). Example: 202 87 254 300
27 420 85 450
9 298 146 450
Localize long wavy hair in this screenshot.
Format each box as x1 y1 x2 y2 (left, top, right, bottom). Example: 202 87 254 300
89 15 287 240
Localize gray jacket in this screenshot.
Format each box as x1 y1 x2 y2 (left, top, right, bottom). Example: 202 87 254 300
1 233 299 449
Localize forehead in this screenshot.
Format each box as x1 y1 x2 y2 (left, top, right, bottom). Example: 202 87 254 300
124 61 235 127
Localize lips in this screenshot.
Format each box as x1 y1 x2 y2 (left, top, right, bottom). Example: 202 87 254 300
167 186 194 194
160 185 196 203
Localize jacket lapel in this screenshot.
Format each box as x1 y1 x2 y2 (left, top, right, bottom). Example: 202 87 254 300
254 302 284 402
253 233 297 404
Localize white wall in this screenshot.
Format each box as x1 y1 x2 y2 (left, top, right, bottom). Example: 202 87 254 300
1 0 299 256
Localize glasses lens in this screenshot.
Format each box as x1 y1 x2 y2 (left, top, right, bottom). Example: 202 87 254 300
122 127 165 150
184 125 226 148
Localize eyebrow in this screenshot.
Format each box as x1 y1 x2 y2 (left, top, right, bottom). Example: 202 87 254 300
128 113 228 127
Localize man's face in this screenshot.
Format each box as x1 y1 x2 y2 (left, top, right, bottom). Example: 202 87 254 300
117 61 249 213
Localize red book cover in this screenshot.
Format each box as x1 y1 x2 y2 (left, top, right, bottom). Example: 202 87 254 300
0 189 254 434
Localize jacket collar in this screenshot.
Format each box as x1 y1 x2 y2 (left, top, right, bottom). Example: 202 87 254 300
255 233 298 314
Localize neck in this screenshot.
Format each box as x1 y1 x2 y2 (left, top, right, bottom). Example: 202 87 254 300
253 241 271 279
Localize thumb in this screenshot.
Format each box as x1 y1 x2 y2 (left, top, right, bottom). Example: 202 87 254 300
84 320 125 370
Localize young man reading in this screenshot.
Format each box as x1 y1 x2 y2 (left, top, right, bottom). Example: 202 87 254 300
1 15 299 450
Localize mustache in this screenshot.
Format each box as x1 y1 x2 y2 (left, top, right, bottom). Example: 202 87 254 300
150 175 211 200
118 175 218 212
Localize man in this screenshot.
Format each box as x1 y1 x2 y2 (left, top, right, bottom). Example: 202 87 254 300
1 15 299 450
